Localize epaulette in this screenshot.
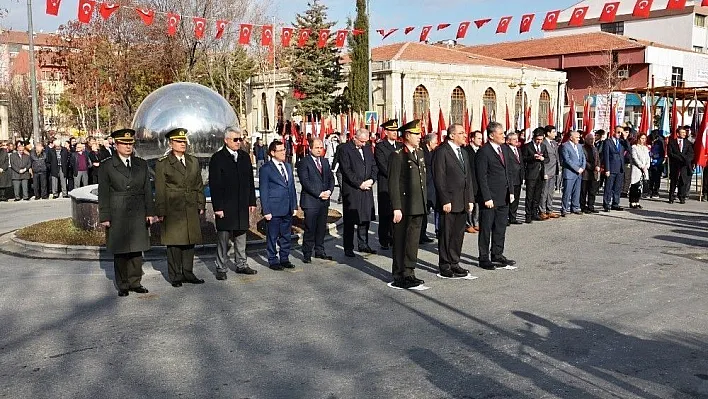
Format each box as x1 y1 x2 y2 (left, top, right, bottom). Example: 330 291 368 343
157 155 168 162
99 157 111 164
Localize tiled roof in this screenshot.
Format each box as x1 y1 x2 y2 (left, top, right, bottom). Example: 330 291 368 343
370 41 552 70
0 30 60 47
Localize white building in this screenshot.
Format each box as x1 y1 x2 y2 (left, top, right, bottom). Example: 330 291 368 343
546 0 708 53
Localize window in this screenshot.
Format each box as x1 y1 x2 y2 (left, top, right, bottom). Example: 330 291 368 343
483 88 497 122
514 88 527 129
275 92 284 126
601 22 624 35
261 93 269 130
450 87 466 125
671 67 684 87
412 85 430 129
695 14 706 28
694 46 704 53
538 91 551 127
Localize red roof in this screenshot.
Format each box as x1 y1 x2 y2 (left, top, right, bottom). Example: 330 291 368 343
0 30 61 47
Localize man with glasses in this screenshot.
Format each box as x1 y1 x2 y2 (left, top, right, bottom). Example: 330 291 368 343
98 129 155 297
208 127 258 280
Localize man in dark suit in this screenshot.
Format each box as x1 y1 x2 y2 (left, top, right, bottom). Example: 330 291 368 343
339 128 378 257
465 131 483 233
297 137 335 263
389 120 427 289
476 122 515 270
374 119 402 250
580 132 601 213
667 127 695 204
259 140 298 270
98 129 155 297
419 133 437 244
47 139 69 198
522 128 549 223
208 127 258 280
505 132 524 225
602 126 626 212
434 124 475 278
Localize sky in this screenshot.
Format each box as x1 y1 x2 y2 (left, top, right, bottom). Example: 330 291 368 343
3 0 580 46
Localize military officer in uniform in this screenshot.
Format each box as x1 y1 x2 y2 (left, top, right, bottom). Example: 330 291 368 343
374 119 402 250
155 128 206 287
98 129 155 297
388 120 427 289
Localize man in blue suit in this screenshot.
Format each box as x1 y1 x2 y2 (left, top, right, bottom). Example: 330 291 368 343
559 130 586 216
297 137 335 263
602 126 626 212
259 140 298 270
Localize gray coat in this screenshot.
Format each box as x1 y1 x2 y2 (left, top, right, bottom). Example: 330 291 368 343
0 149 11 188
10 151 31 180
542 138 560 177
30 150 48 174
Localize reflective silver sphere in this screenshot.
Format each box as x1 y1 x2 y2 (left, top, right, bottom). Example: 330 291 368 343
131 82 239 160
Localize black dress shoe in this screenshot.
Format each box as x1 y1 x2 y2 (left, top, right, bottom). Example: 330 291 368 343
509 220 523 225
358 247 377 254
611 206 624 211
491 255 516 266
409 275 425 284
171 282 183 287
184 278 205 284
391 278 419 289
420 236 434 243
525 218 533 224
315 254 333 261
344 250 356 258
281 261 295 269
216 272 227 280
235 266 257 275
118 289 129 297
603 208 611 212
269 263 284 271
451 265 469 275
679 199 686 204
478 261 496 270
302 257 312 264
129 286 149 294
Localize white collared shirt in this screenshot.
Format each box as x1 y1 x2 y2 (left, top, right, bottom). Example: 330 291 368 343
227 147 238 162
118 155 130 168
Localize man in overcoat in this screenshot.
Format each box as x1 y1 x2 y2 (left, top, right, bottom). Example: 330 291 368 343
155 128 206 287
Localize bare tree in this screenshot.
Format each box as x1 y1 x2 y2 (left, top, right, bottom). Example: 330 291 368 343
588 48 627 100
6 76 42 141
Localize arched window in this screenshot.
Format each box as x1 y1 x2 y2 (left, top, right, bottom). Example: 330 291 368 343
538 90 551 127
483 88 497 122
413 85 430 130
261 93 270 131
276 93 284 124
514 88 528 130
450 86 466 125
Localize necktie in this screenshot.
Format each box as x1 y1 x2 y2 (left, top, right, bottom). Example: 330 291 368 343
125 159 130 169
279 164 288 183
358 147 364 160
574 144 579 158
315 158 322 173
497 146 505 165
535 144 540 153
180 157 186 167
678 139 683 152
513 147 520 162
456 148 465 172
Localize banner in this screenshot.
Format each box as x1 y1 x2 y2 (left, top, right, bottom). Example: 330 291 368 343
594 92 626 133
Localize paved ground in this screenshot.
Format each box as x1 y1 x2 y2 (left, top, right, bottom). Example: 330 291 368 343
0 185 707 398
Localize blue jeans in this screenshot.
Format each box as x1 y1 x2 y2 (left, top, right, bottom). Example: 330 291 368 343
603 173 624 208
266 215 292 265
562 175 582 213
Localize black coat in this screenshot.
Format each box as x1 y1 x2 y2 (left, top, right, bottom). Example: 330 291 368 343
433 142 474 213
475 143 512 205
506 144 524 187
338 141 377 223
389 146 427 216
668 138 694 184
522 141 549 181
98 155 155 254
98 146 113 162
374 140 401 194
297 155 335 209
208 147 256 232
46 147 69 178
0 149 11 188
422 145 436 209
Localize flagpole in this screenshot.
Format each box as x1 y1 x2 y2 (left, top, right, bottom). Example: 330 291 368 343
26 0 41 144
367 0 372 112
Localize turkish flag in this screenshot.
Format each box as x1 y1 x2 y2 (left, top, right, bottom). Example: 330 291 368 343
281 27 294 47
437 23 450 30
542 10 560 31
496 16 512 34
46 0 61 16
334 30 347 48
666 0 687 9
99 2 119 20
420 25 432 42
238 24 252 45
166 13 180 37
569 6 589 26
404 26 415 35
317 29 330 48
261 25 273 46
215 20 228 39
520 14 535 33
703 0 708 6
599 2 621 22
77 0 95 24
456 21 470 39
474 19 492 29
352 29 364 36
376 28 398 40
297 29 311 47
135 8 154 26
193 17 207 39
633 0 653 18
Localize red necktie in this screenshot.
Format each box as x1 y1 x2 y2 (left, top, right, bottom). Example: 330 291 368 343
315 157 322 173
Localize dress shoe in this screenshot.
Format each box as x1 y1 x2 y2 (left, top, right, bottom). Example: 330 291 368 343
409 275 425 284
525 218 533 224
344 250 356 258
302 257 312 264
478 261 496 270
269 263 284 271
216 272 228 280
635 204 643 209
491 255 516 266
281 261 295 269
129 286 149 294
118 289 129 297
509 220 523 225
184 278 205 284
588 208 599 213
668 199 674 204
315 254 334 261
679 199 686 204
560 212 567 217
419 236 434 243
235 266 257 275
611 206 624 211
548 212 560 219
391 278 420 289
171 282 183 287
358 247 377 254
466 226 477 233
440 269 468 278
451 265 469 275
603 208 611 212
539 213 550 220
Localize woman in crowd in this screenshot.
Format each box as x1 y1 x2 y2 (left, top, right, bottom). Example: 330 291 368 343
88 142 102 184
629 133 650 209
30 142 49 200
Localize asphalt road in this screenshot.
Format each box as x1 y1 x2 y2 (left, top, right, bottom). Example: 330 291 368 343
0 187 707 398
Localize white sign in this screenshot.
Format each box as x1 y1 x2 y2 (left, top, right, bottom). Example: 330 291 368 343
594 92 626 132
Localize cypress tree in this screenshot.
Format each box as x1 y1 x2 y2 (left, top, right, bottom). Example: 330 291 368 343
348 0 369 114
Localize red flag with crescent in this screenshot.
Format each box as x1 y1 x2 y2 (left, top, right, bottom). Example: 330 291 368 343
281 27 294 47
520 14 535 33
135 7 154 26
542 10 560 31
239 23 253 45
599 2 621 22
317 29 330 48
261 25 273 45
666 0 687 10
166 13 180 37
215 20 228 39
404 26 415 35
419 25 432 42
569 6 589 26
496 16 512 34
77 0 95 24
297 29 312 47
456 21 470 39
193 17 207 39
335 30 347 48
437 23 450 31
46 0 61 16
633 0 653 17
99 2 120 20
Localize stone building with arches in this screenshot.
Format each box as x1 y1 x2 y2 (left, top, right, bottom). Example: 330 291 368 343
246 41 566 139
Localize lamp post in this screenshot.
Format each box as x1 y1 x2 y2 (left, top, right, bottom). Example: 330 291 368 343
367 0 372 112
509 66 527 132
26 0 41 144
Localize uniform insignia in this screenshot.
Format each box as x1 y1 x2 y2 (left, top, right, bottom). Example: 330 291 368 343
157 155 168 162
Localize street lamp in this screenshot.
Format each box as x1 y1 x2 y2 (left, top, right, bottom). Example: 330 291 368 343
508 67 527 131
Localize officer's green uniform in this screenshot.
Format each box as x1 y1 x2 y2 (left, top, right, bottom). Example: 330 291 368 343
155 128 206 286
98 128 155 296
388 120 427 284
